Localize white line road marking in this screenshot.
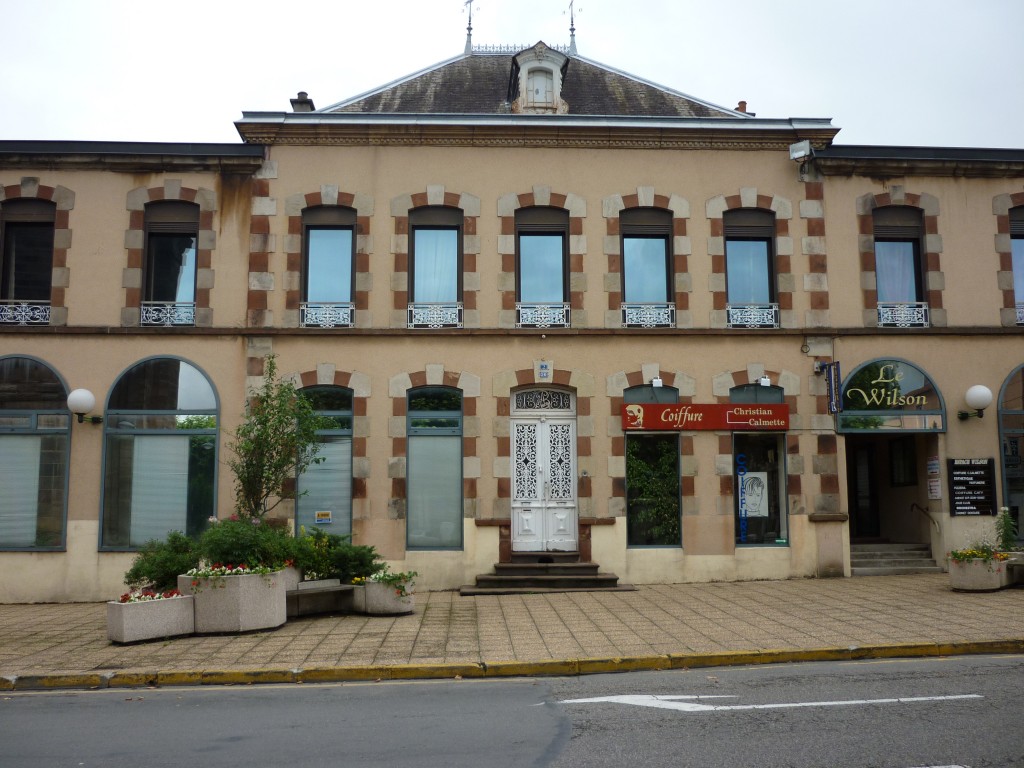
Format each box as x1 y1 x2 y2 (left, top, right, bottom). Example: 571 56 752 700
559 693 983 713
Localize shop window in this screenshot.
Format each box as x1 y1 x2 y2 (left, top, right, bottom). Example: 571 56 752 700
296 386 353 536
624 384 681 546
302 206 355 328
874 206 927 327
0 356 69 549
516 207 569 328
1011 207 1024 326
101 358 217 548
0 199 55 325
724 208 778 328
142 201 199 326
408 207 462 328
407 386 463 549
730 384 787 546
620 208 674 327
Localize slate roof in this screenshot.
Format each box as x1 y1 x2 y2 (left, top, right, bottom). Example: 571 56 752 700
320 46 743 119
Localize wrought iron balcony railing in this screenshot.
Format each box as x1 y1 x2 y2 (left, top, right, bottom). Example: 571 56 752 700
408 302 463 329
0 300 50 326
877 301 929 328
516 302 570 328
301 302 354 328
621 302 675 328
140 301 195 326
726 303 780 329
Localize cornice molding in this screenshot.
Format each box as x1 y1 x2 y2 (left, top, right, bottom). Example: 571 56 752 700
235 121 839 151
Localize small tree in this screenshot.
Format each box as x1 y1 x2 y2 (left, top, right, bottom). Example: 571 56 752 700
227 355 328 519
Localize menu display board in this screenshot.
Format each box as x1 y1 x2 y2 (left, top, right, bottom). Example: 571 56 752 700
946 458 997 516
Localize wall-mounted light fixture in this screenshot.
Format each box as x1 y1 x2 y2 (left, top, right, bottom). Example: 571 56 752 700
758 374 771 387
651 376 663 388
957 384 993 420
67 388 103 424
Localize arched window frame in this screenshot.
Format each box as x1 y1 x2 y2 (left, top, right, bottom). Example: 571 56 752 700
0 355 70 550
100 357 218 550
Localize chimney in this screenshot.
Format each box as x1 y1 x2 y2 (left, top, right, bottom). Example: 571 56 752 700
290 91 316 112
736 100 747 113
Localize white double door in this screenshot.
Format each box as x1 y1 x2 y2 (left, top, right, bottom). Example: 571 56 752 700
511 415 578 552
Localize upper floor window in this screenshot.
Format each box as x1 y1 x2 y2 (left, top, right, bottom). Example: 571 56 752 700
0 356 69 549
516 207 569 328
873 206 928 327
303 206 355 328
1011 207 1024 326
621 208 674 328
142 202 199 326
0 199 54 326
408 207 462 328
102 358 217 549
724 208 778 328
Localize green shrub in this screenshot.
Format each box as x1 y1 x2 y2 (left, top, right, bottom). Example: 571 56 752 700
124 531 200 591
199 517 298 569
294 527 383 582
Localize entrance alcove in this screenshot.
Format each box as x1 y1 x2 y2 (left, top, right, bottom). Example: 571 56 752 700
839 358 947 575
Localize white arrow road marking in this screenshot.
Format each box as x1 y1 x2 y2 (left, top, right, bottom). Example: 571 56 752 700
559 693 982 712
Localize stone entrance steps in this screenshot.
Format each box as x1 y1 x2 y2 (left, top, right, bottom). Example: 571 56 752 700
850 542 944 576
460 552 635 595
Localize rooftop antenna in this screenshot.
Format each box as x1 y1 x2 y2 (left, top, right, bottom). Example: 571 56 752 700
565 0 579 55
464 0 475 54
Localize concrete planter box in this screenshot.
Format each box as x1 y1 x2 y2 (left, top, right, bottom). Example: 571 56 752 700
179 571 287 633
948 558 1008 592
358 581 414 615
107 596 195 644
281 566 301 592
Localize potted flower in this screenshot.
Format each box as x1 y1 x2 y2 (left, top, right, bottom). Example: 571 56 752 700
180 561 288 633
947 542 1011 591
107 588 194 643
177 516 298 632
353 568 418 615
110 531 200 643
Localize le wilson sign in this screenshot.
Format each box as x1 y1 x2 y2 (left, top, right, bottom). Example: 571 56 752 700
622 403 789 432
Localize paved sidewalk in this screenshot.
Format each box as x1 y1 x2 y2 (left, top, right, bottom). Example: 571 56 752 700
2 574 1023 690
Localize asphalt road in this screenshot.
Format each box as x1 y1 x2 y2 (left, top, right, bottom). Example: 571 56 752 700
2 655 1021 768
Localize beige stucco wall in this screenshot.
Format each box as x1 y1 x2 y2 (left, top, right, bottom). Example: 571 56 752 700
1 140 1021 601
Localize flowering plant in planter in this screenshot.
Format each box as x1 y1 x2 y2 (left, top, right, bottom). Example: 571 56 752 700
368 568 418 597
948 542 1009 569
118 589 183 603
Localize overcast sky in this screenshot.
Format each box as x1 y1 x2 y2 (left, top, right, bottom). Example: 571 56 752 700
3 0 1021 148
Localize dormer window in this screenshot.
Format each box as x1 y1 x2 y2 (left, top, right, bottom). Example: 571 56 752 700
510 42 569 114
526 68 554 107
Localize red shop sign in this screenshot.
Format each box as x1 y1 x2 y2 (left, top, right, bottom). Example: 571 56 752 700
621 403 789 431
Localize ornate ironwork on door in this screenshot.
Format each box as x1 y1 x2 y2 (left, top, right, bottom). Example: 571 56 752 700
515 390 572 411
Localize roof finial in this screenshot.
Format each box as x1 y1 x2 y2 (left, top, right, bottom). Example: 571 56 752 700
566 0 579 55
464 0 475 54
